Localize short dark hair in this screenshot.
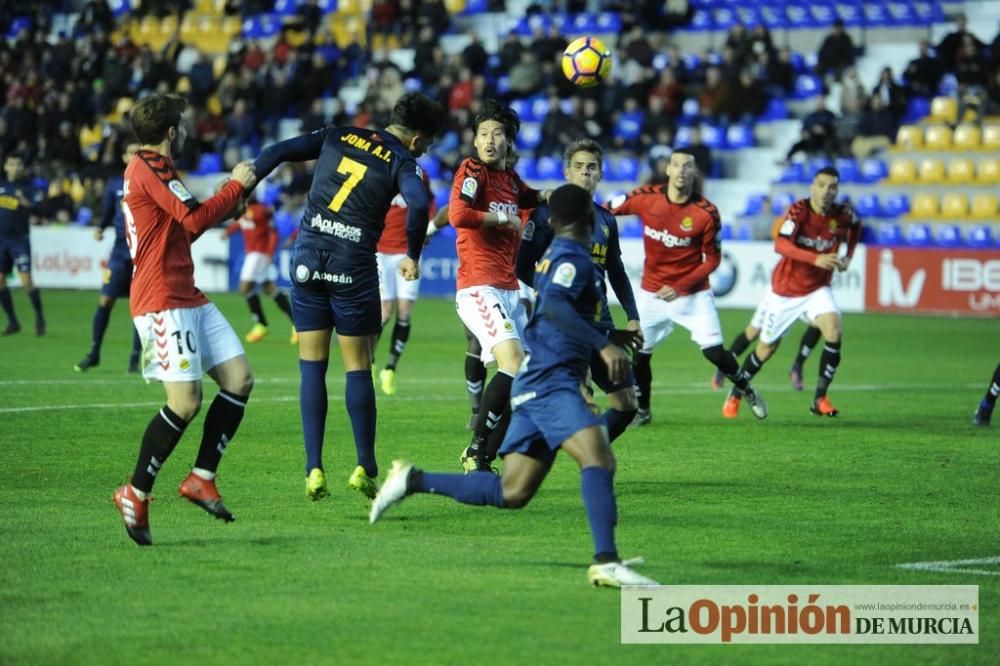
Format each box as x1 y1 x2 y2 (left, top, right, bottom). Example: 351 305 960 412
389 92 447 137
129 94 188 145
563 138 603 167
815 166 840 181
548 183 593 231
671 147 698 160
473 99 521 142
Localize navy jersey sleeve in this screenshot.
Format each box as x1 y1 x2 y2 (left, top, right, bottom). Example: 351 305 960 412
397 160 430 261
603 217 638 321
253 128 329 181
515 205 554 287
539 253 608 352
99 180 118 230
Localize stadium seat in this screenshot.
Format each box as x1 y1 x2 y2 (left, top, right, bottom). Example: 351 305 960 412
736 6 761 28
760 97 788 121
854 193 882 219
515 123 541 150
967 224 994 248
274 0 300 15
792 74 822 100
860 225 877 244
596 12 622 32
700 124 726 150
905 223 933 247
535 156 562 180
913 0 944 23
939 193 968 219
946 157 976 184
894 125 923 150
760 4 787 29
726 125 754 149
835 157 861 183
860 158 889 183
983 125 1000 151
909 193 939 218
75 206 94 226
887 158 917 183
809 1 837 26
530 97 550 121
923 125 952 151
917 158 945 183
417 156 441 180
938 73 959 96
680 98 701 124
970 193 999 219
883 193 911 218
608 157 640 183
978 158 1000 184
935 224 963 247
674 126 693 147
613 111 644 144
785 3 812 29
712 6 738 30
952 124 981 150
775 161 805 184
688 8 714 30
929 96 958 124
902 96 931 123
741 193 768 216
875 222 903 245
863 2 891 27
835 1 864 27
193 152 222 175
771 192 796 215
509 98 534 122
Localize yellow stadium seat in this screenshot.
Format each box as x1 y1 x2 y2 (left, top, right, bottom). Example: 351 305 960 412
336 0 364 13
946 157 976 184
917 158 945 183
924 125 952 151
983 125 1000 151
446 0 467 13
970 193 999 219
887 158 917 183
939 193 968 219
952 124 981 150
909 193 939 218
929 96 958 124
978 158 1000 184
222 17 241 36
895 124 923 150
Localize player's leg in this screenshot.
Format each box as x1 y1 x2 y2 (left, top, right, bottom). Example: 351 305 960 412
590 349 638 442
973 362 1000 426
242 253 270 342
384 297 414 374
713 312 762 389
10 238 43 335
76 294 116 371
464 325 486 429
789 325 822 391
381 259 420 394
631 289 672 427
467 337 522 468
810 311 843 417
78 259 131 371
0 261 20 334
261 278 293 322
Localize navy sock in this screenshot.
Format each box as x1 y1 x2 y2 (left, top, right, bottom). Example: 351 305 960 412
814 341 842 399
633 352 652 410
299 359 329 474
27 288 43 320
194 390 249 473
90 304 112 357
0 288 18 325
345 369 377 478
273 291 293 320
730 351 764 397
601 408 636 443
416 471 504 507
581 466 618 561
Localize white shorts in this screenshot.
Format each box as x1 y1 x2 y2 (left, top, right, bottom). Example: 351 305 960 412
239 251 278 284
637 288 724 352
749 297 811 331
133 303 245 383
456 285 526 366
758 286 840 345
377 252 420 302
517 279 536 311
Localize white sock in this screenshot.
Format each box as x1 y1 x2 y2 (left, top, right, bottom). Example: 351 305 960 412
131 485 148 500
192 467 215 481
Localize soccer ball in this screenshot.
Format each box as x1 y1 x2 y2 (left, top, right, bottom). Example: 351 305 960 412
561 36 613 88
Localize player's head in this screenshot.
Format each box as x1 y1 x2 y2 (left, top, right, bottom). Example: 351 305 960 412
473 99 520 168
810 166 840 213
4 154 25 181
563 139 603 195
121 133 140 165
548 183 594 240
666 148 698 194
388 92 446 157
129 94 189 154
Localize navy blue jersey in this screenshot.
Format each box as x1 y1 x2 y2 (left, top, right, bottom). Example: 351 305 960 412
100 175 130 262
517 202 638 330
254 126 428 286
0 178 41 240
518 237 609 387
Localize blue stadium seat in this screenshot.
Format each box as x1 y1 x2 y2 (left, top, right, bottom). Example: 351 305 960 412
789 51 807 74
496 76 510 95
75 207 93 226
760 97 789 121
793 74 822 100
741 193 768 216
680 98 701 125
771 192 797 215
760 4 788 29
700 124 726 150
710 159 724 179
652 53 670 70
860 158 888 183
935 224 963 247
835 158 861 183
510 98 534 122
515 123 541 150
464 0 489 13
883 193 911 218
687 9 714 31
967 224 994 248
809 1 837 26
674 126 693 147
318 0 337 12
889 1 920 26
194 152 223 175
903 96 930 123
434 188 450 211
530 97 550 121
736 6 761 27
913 0 944 24
571 13 598 33
520 156 539 180
875 223 903 245
720 223 735 240
417 156 441 180
608 157 640 183
807 158 834 180
905 223 933 247
274 210 297 238
274 0 300 16
854 193 882 219
785 3 814 29
706 51 723 67
617 216 643 238
109 0 132 18
835 1 864 27
726 125 754 149
712 6 738 30
860 225 877 244
6 17 30 39
937 73 958 96
681 53 701 73
613 111 644 143
535 156 562 180
863 3 891 27
596 12 622 32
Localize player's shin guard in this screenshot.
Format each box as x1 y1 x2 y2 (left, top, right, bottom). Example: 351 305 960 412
415 471 505 506
795 326 822 368
90 304 113 356
470 371 513 453
602 408 637 443
273 291 293 320
465 352 486 414
0 288 16 325
132 406 188 494
246 293 267 326
633 352 653 411
194 390 249 474
385 318 410 371
581 466 618 562
729 331 751 358
299 359 329 474
814 341 842 398
345 370 378 478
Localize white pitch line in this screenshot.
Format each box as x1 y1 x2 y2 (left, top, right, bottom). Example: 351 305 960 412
896 556 1000 577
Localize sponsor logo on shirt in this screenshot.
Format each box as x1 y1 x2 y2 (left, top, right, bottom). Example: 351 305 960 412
488 201 519 217
797 236 837 252
311 271 354 284
644 226 693 248
309 213 362 242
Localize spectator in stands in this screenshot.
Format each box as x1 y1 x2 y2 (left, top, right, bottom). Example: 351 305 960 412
612 97 645 152
539 95 581 157
296 0 323 38
462 31 489 75
686 128 713 178
724 23 753 67
851 95 895 159
417 0 451 35
623 25 656 68
955 37 989 124
579 97 609 144
749 25 776 63
719 46 742 85
871 66 907 126
816 19 855 83
936 13 984 72
698 66 733 123
785 96 838 162
508 51 543 99
648 67 684 117
499 34 523 73
731 70 766 122
903 39 945 99
838 68 867 115
766 47 795 96
641 96 675 150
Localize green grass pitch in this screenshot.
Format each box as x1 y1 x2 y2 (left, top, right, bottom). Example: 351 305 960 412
0 289 997 664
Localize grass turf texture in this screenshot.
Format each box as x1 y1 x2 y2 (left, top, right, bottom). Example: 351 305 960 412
0 289 997 665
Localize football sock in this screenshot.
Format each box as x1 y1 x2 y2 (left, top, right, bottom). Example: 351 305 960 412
0 287 15 325
273 291 293 320
246 293 267 326
794 326 822 368
731 351 765 397
89 303 112 357
465 352 486 414
385 318 410 371
27 288 43 320
345 369 378 478
414 470 504 507
581 466 618 562
984 363 1000 408
729 331 751 357
299 359 329 474
601 408 637 443
814 341 842 399
483 403 511 461
194 390 249 473
703 344 752 391
633 351 652 411
131 406 188 494
130 327 142 360
470 370 513 454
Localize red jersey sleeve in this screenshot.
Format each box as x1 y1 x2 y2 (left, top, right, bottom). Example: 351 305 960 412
774 200 818 264
449 159 487 228
607 185 658 217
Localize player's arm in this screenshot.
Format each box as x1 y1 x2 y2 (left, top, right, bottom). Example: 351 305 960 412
774 205 837 270
672 207 723 294
265 225 279 257
397 163 430 262
539 256 610 352
838 207 862 270
142 166 249 237
448 166 515 230
252 128 328 182
512 170 544 209
96 183 117 240
605 188 646 217
514 208 553 287
604 219 639 323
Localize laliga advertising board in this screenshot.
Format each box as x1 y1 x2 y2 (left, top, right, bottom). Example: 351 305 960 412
616 239 868 312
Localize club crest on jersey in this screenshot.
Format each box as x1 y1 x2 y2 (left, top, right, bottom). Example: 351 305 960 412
504 321 513 332
828 219 838 231
680 216 694 231
179 358 190 372
553 261 577 288
461 177 478 199
168 179 193 202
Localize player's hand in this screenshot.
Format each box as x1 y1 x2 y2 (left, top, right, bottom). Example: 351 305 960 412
814 253 839 270
655 285 678 301
626 319 643 347
608 328 642 353
836 256 852 271
398 256 420 281
93 228 104 241
231 161 257 189
599 343 631 385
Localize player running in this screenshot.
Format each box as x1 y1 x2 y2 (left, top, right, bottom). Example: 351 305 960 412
370 184 658 588
251 92 445 501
